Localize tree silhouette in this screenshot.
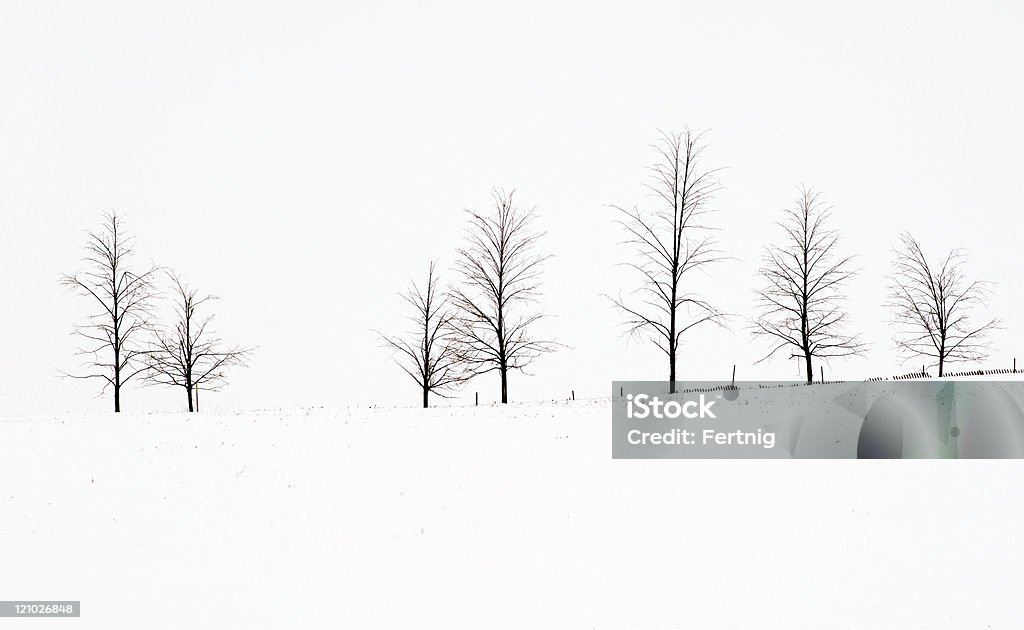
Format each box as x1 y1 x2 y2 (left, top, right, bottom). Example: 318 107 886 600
752 186 864 383
60 211 159 412
449 189 557 403
887 232 999 376
144 273 251 411
378 261 470 408
607 129 727 393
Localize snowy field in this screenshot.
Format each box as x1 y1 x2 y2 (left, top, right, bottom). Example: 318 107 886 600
2 399 1023 628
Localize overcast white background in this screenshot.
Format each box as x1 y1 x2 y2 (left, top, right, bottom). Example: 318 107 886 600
1 0 1021 415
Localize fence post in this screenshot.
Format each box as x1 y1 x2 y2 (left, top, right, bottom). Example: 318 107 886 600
475 392 478 406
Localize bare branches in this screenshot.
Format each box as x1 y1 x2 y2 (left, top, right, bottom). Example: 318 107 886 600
449 189 558 403
144 272 251 412
886 232 999 376
378 261 471 407
606 129 727 392
751 186 864 383
59 211 159 411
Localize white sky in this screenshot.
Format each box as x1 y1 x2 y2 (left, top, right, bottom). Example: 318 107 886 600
1 0 1021 414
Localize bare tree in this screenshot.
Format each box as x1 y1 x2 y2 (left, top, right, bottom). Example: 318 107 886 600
887 232 999 376
449 189 557 403
60 211 159 412
751 186 864 383
144 273 251 411
378 261 470 408
607 129 727 393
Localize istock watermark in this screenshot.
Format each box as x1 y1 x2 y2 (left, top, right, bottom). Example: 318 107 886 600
612 380 1024 459
623 391 776 449
626 393 718 419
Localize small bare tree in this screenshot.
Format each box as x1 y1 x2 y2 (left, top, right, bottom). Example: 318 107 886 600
607 129 727 393
145 273 251 411
887 232 999 376
378 261 469 408
60 211 159 412
752 186 864 383
449 189 557 403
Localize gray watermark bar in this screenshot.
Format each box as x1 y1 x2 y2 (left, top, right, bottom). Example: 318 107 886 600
612 380 1024 459
0 601 80 617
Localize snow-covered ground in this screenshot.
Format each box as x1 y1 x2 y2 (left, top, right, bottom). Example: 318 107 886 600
2 399 1023 628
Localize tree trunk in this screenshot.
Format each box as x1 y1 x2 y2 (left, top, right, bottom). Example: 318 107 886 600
669 287 677 394
422 384 429 408
668 348 676 394
801 240 811 385
112 315 122 412
500 365 508 404
186 384 194 413
113 346 121 412
938 356 944 378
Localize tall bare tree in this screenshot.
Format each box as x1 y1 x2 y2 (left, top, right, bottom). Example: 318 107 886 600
450 189 557 403
608 129 727 393
60 211 159 412
887 232 999 376
751 186 864 383
378 261 469 408
144 273 251 411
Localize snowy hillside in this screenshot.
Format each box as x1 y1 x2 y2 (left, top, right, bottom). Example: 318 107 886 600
2 400 1023 628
